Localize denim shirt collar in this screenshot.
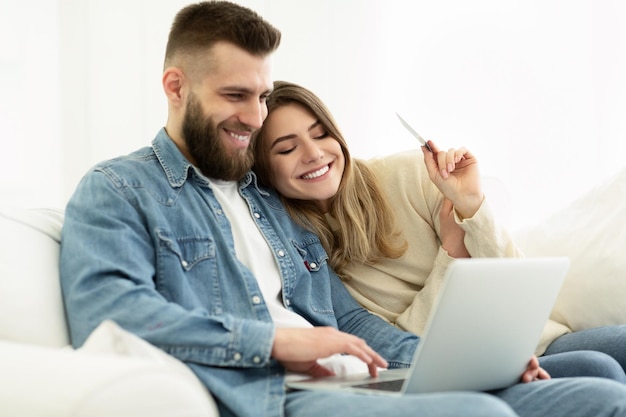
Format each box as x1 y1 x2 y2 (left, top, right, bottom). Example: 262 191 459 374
151 127 263 194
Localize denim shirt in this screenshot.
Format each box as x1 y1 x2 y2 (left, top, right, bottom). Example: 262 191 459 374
60 128 418 417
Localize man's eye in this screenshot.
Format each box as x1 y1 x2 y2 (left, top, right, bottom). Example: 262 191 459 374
227 94 244 100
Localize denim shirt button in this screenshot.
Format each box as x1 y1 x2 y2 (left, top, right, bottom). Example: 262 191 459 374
253 212 261 219
181 260 188 268
277 250 285 257
309 262 317 269
233 353 242 361
285 299 291 306
253 356 261 364
252 295 261 304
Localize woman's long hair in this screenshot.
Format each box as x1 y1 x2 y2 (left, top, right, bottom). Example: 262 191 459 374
253 81 407 279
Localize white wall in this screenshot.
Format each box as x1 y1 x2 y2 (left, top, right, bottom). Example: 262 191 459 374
0 1 61 207
2 0 626 230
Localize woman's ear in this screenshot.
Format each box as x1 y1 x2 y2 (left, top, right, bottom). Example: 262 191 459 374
163 67 185 107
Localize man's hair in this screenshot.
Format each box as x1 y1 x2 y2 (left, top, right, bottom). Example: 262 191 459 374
164 1 281 69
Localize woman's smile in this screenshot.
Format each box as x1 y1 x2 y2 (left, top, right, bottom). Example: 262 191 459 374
300 163 332 180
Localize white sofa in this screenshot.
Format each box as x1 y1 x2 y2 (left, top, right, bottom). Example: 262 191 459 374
0 207 219 417
512 165 626 332
0 165 624 416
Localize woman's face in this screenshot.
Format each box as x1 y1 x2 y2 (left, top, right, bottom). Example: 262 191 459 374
261 103 345 212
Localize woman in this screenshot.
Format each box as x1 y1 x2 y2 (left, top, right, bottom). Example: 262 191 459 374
253 80 626 378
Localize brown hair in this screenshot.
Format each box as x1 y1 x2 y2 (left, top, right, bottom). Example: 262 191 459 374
164 1 281 69
253 81 407 279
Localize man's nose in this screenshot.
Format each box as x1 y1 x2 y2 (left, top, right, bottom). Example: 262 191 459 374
239 101 266 130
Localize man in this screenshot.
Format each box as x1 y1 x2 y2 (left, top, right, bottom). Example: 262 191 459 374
60 2 626 417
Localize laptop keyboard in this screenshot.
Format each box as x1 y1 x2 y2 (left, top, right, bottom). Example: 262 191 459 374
352 378 405 392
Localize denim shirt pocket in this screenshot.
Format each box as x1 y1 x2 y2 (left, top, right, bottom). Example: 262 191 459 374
297 240 328 273
291 237 334 316
155 228 217 305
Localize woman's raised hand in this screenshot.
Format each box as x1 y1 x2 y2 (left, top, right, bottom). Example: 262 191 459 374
421 140 484 220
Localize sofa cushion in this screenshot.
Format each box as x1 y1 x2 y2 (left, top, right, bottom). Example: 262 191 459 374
0 338 219 417
0 207 69 347
75 320 219 416
514 166 626 331
78 320 209 391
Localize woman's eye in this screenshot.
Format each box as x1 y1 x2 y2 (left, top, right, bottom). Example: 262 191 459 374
277 147 295 155
314 131 330 140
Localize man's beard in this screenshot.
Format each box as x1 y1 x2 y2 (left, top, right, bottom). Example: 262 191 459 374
182 95 254 181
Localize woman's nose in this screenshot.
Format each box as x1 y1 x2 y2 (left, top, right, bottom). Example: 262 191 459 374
303 140 324 163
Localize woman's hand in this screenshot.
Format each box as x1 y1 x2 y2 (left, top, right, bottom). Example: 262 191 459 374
439 198 470 258
421 141 484 220
521 355 551 383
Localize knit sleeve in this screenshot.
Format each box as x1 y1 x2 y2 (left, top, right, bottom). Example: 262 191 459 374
456 199 525 259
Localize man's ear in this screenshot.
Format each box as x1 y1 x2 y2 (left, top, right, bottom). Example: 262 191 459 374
163 67 185 107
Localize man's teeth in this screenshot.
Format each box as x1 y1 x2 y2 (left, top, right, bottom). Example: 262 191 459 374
229 132 249 142
301 165 329 179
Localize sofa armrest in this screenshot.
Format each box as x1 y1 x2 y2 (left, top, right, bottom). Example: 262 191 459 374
0 207 69 347
0 340 219 417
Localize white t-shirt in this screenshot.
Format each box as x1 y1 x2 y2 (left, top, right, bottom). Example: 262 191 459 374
208 179 369 377
208 179 312 328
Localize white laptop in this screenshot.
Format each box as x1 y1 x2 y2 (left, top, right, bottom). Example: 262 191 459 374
286 257 570 395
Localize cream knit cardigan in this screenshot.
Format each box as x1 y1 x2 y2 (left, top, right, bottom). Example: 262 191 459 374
337 149 570 355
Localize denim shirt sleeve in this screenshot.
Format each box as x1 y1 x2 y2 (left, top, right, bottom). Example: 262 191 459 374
327 268 419 368
60 167 274 368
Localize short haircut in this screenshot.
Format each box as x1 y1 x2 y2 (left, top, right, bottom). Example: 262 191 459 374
164 1 281 69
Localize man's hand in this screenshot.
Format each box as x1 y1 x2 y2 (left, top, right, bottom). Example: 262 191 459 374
521 355 551 383
272 327 388 377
